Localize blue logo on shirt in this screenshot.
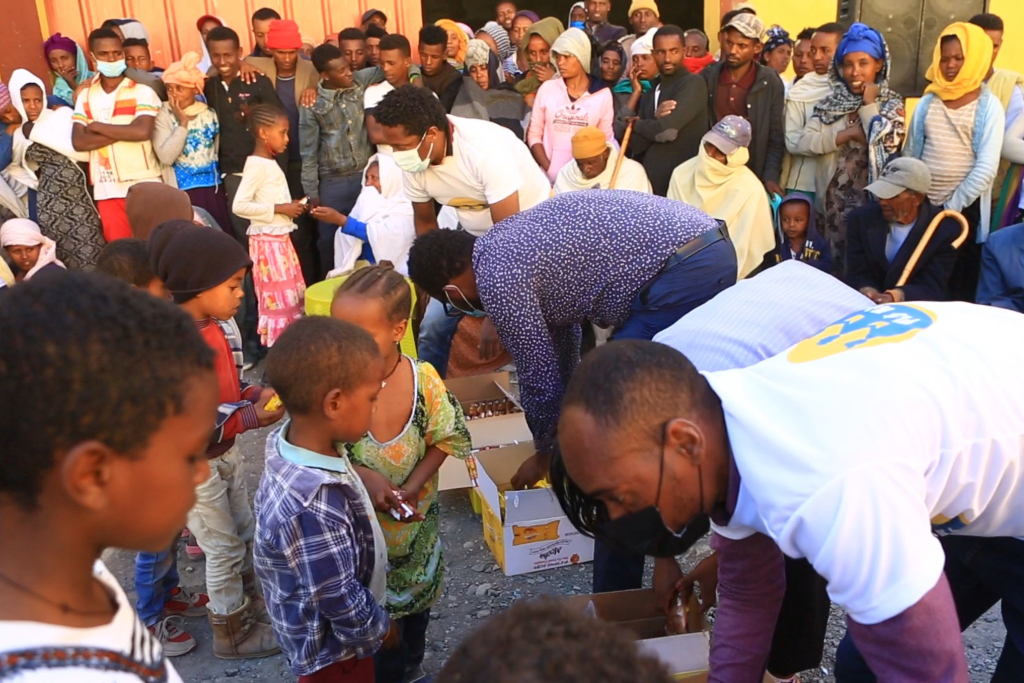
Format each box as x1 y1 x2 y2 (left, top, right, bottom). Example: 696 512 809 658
788 304 936 363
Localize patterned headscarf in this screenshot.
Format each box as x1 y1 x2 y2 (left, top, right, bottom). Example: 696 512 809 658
761 26 792 59
479 21 513 60
465 39 492 70
0 84 10 112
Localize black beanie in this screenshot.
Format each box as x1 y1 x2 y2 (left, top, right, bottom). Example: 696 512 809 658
149 220 253 303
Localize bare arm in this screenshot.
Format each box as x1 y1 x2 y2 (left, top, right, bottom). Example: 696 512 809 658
489 192 520 225
413 201 440 236
400 446 449 499
88 115 156 143
72 123 118 151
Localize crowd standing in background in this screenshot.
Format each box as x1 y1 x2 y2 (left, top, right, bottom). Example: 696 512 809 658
3 2 1024 683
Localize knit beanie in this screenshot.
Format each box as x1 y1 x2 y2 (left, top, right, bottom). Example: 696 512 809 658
149 220 252 303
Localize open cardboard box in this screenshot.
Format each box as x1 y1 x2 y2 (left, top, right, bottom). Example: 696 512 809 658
563 589 771 681
439 372 534 491
472 443 594 576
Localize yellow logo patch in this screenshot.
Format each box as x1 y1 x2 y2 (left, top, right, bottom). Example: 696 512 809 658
788 304 936 364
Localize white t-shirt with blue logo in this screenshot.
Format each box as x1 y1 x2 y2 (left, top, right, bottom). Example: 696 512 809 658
706 302 1024 626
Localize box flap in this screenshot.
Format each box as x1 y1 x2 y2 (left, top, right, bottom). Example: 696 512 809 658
467 413 533 450
445 372 512 403
501 487 566 525
637 632 710 675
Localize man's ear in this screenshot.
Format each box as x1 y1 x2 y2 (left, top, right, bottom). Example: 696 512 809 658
61 441 120 512
664 417 705 466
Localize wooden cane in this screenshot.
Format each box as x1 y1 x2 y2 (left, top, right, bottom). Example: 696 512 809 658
894 209 970 288
609 119 635 190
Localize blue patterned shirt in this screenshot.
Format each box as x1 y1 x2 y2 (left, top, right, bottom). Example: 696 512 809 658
164 104 220 191
253 424 389 675
474 190 717 456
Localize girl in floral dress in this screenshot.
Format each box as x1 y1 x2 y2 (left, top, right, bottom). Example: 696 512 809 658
231 104 307 346
331 263 470 683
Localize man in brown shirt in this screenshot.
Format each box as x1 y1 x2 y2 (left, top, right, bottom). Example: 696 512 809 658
700 12 785 197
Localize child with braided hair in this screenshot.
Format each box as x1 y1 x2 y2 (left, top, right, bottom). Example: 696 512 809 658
232 103 307 346
330 263 471 683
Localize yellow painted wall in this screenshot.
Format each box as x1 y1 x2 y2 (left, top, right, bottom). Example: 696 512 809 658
705 0 1023 79
990 0 1024 75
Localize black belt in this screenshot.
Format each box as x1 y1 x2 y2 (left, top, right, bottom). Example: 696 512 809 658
662 221 730 271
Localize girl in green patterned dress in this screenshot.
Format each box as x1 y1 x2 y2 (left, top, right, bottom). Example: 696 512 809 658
331 262 471 683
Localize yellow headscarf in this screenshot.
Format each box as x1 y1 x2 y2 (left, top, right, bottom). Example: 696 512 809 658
435 19 468 68
924 22 993 101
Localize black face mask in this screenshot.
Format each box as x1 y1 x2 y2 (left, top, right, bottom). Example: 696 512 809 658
596 422 709 558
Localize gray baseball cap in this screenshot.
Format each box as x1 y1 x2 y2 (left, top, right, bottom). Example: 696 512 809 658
865 157 932 199
722 13 765 41
704 115 752 155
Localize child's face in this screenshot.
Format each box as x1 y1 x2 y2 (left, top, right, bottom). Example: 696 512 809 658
88 371 219 552
331 294 407 359
260 117 290 156
780 202 810 241
20 85 45 122
327 370 385 443
193 268 246 320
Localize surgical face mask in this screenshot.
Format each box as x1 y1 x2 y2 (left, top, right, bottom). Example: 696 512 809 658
95 58 128 78
443 284 487 318
596 422 708 558
393 131 432 173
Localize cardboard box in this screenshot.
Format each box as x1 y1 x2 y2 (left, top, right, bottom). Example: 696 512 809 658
439 372 534 491
563 589 770 682
472 443 594 575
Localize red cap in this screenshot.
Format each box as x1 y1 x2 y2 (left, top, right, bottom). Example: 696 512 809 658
196 15 223 32
265 19 303 50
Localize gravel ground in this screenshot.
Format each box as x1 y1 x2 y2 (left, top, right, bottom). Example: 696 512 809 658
102 422 1007 682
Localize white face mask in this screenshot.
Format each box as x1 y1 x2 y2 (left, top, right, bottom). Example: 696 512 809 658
393 131 433 173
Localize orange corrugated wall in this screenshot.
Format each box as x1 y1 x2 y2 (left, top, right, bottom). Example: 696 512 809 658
41 0 422 67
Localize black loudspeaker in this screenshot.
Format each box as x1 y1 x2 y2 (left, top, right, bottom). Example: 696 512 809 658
837 0 987 97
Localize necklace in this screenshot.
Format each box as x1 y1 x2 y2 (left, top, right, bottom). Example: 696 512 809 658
382 354 403 388
0 568 116 616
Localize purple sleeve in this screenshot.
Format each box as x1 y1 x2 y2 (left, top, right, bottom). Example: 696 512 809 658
708 532 786 683
848 572 969 682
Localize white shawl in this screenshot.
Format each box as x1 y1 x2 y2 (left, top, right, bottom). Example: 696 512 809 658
553 145 653 194
334 154 416 275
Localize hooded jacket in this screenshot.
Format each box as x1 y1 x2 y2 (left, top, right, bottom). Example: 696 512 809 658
769 192 832 273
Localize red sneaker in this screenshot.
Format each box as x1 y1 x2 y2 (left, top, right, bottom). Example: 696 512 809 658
164 586 209 617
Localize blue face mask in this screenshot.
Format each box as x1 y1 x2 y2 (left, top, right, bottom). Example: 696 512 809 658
95 58 127 78
393 131 432 173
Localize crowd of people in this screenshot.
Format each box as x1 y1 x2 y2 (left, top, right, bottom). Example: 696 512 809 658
2 2 1024 683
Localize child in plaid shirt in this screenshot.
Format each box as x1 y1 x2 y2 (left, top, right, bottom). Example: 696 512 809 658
255 317 398 682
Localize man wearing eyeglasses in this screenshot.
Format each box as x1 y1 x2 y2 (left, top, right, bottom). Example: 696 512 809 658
407 189 737 495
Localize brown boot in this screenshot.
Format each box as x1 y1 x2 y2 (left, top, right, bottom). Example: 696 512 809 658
241 569 271 625
207 597 281 659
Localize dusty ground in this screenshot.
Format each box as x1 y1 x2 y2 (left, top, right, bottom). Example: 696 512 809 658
102 423 1008 682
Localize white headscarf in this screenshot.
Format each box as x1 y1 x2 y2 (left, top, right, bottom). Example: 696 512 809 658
631 28 656 57
551 27 592 75
334 154 415 275
118 19 150 42
0 219 65 280
6 70 45 192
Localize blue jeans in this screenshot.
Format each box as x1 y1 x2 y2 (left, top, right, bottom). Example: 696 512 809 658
418 297 463 379
135 541 180 627
835 535 1024 682
317 173 363 279
593 236 737 593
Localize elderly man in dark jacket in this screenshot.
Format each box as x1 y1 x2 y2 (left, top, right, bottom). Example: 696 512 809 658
846 158 963 303
701 12 785 197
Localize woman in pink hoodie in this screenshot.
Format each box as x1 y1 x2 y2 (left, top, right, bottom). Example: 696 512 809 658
527 28 615 183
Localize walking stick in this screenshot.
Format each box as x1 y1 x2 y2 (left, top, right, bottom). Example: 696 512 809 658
609 119 635 190
894 209 970 288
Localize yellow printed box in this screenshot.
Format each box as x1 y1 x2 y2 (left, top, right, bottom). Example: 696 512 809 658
439 372 533 491
473 443 594 576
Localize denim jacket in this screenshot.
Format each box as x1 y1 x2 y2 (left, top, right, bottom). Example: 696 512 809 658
300 75 377 199
903 87 1005 242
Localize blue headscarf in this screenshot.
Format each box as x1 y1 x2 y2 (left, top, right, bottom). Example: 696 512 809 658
836 22 885 62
